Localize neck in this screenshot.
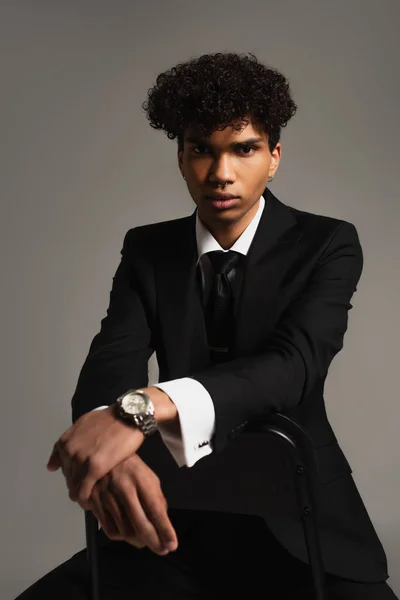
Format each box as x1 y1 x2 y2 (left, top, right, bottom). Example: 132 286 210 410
201 198 260 249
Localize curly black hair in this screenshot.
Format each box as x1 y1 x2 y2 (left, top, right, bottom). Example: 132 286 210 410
142 52 297 153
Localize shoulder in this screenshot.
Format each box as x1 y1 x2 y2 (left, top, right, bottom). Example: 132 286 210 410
291 203 358 237
119 213 194 262
284 201 362 256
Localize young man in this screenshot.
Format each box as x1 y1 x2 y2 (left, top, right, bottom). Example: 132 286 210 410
16 52 398 599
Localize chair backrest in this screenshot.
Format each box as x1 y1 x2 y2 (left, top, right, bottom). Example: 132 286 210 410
137 412 322 521
85 413 327 600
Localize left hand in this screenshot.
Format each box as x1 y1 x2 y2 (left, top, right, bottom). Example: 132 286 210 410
89 453 178 555
46 404 145 507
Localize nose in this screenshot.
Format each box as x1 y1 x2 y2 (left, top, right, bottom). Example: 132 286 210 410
209 155 235 185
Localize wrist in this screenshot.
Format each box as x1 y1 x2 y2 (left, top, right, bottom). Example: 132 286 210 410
142 386 178 425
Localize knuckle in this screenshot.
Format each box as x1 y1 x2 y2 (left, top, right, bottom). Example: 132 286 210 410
59 434 69 446
75 450 87 464
62 441 74 456
77 489 87 506
109 474 124 493
97 476 109 492
87 456 102 477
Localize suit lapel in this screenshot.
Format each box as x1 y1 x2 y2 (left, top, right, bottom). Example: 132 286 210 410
156 215 210 379
155 187 303 379
233 188 303 355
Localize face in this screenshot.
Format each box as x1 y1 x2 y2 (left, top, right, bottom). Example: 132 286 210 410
178 116 281 248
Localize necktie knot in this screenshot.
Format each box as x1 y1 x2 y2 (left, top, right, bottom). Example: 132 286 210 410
206 250 242 276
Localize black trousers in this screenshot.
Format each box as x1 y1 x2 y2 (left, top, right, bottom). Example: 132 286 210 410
15 509 398 600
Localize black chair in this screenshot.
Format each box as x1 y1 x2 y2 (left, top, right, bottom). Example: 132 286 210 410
84 413 327 600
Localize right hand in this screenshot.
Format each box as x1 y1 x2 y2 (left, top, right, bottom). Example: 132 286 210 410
88 453 178 556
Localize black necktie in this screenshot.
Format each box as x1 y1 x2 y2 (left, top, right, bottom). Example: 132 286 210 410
204 250 242 363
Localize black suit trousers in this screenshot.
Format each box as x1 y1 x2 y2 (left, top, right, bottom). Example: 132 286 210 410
14 509 398 600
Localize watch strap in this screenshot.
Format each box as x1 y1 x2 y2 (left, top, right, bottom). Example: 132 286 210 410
132 412 158 437
116 389 158 437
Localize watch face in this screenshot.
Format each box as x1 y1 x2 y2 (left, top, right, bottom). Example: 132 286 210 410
121 393 148 415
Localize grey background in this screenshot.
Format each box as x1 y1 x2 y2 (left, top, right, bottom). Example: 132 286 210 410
1 1 399 597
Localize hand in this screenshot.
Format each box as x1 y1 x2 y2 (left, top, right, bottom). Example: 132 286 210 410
88 454 178 556
46 404 146 506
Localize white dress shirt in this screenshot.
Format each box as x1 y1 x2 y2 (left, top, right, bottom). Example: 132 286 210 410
93 194 266 468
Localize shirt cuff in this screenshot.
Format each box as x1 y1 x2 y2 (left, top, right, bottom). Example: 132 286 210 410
154 378 216 468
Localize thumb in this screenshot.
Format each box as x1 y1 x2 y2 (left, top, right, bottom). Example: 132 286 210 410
47 444 61 471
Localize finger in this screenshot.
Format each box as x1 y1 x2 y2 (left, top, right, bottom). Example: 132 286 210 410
103 494 146 550
76 458 106 506
89 485 106 523
95 485 145 549
96 480 149 549
91 484 121 540
53 440 85 502
101 508 122 540
117 485 168 555
99 482 129 540
68 462 88 505
56 448 75 497
46 444 61 471
139 486 178 552
57 448 81 503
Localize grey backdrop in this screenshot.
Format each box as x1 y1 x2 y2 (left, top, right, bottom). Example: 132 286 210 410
1 1 399 597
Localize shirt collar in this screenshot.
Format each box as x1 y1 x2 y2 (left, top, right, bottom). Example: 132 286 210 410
195 194 266 265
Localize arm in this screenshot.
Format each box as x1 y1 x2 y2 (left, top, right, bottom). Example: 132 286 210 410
188 221 364 454
71 228 213 469
71 228 154 423
92 377 216 468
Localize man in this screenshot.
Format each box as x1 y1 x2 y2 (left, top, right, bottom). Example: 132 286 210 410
16 52 398 599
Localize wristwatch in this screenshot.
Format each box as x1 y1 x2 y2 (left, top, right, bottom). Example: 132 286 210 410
115 389 158 437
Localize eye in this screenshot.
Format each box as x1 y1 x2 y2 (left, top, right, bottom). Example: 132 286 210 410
192 144 257 156
192 145 210 154
238 144 257 155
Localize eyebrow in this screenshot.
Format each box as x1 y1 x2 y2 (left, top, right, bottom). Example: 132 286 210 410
185 136 265 147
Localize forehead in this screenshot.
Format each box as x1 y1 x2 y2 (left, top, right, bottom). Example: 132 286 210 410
184 119 267 144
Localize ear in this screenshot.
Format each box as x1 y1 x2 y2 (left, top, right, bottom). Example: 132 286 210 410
269 142 282 178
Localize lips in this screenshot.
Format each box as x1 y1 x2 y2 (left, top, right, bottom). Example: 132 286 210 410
205 193 239 200
207 197 239 209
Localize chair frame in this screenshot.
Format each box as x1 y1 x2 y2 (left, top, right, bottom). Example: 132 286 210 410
85 412 327 600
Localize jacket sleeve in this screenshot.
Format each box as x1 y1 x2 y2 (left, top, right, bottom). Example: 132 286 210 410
188 221 364 454
71 229 155 424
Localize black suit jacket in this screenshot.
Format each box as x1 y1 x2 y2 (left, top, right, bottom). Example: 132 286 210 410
71 186 389 583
